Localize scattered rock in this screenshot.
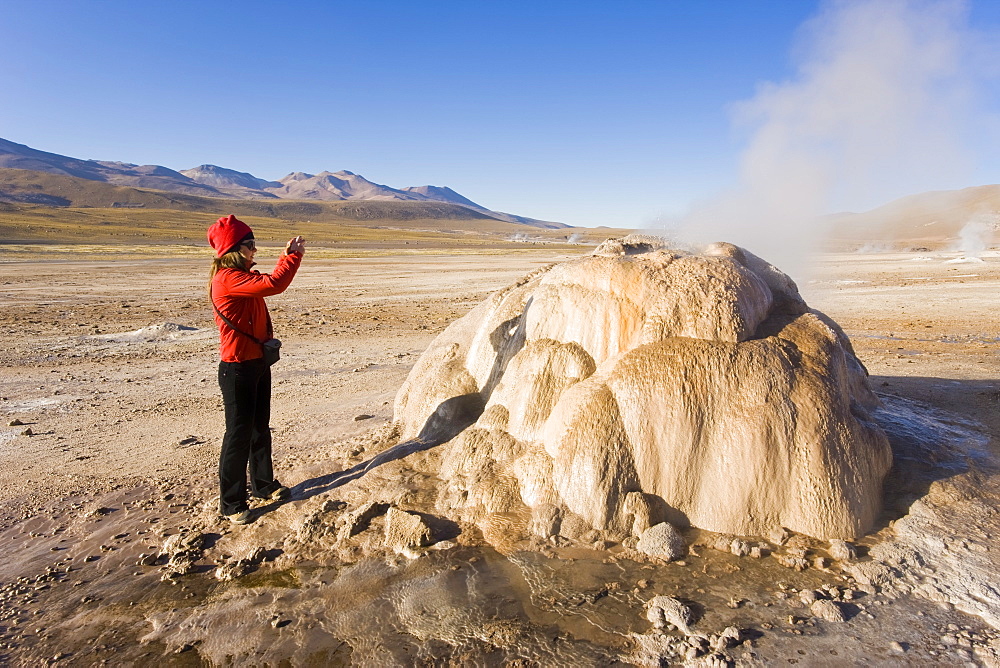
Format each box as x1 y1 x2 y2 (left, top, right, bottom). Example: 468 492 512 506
20 428 33 436
774 553 809 571
716 626 741 649
159 530 205 578
353 414 374 421
646 595 695 634
215 559 252 581
431 540 457 552
810 599 847 622
557 513 591 540
161 531 204 555
623 491 653 536
768 527 790 545
336 501 387 542
692 652 731 667
730 539 751 557
636 523 686 561
136 553 159 567
828 539 857 561
85 506 114 518
383 507 433 556
889 641 907 653
705 534 735 553
529 504 562 538
7 419 23 426
246 546 267 563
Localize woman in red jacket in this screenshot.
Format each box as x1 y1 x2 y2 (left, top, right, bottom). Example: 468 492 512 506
207 214 305 524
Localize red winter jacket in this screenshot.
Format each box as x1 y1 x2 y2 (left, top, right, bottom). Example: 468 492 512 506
211 252 302 362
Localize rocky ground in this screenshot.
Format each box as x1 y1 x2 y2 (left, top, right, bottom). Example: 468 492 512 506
0 245 998 666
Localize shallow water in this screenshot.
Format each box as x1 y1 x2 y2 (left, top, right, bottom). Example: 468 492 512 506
2 396 999 666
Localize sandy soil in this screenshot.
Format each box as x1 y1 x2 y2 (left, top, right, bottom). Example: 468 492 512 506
0 246 998 666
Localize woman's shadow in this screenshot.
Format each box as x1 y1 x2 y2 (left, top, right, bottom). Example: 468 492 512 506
292 393 483 499
292 307 529 501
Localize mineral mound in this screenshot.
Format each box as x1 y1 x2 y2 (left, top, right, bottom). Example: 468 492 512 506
394 237 892 541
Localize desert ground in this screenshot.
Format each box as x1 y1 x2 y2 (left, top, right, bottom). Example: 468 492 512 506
0 241 998 666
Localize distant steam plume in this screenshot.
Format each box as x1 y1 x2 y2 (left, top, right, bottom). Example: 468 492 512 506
666 0 996 275
953 215 997 257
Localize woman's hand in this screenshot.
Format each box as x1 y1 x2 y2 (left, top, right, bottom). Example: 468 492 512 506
285 236 306 256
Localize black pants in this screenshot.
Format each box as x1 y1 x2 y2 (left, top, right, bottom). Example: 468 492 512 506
218 359 281 515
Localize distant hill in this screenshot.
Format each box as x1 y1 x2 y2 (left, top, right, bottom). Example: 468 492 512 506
0 137 566 228
827 184 1000 244
0 168 514 224
267 170 421 201
399 185 550 226
403 185 482 208
0 138 222 197
179 165 281 193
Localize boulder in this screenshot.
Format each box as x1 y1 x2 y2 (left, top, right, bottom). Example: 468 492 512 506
810 599 848 622
635 522 686 561
384 507 432 555
645 595 695 634
394 237 892 541
828 539 857 562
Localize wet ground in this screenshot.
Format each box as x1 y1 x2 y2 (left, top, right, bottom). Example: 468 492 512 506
0 247 999 666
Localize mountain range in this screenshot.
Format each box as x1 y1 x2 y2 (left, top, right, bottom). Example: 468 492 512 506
826 184 1000 244
0 138 565 228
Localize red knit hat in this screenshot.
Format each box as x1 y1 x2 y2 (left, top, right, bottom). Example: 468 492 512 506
207 215 253 257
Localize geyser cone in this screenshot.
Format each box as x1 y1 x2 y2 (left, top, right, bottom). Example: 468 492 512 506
394 236 892 541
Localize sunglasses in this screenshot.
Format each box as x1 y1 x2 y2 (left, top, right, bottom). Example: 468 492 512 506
241 239 256 250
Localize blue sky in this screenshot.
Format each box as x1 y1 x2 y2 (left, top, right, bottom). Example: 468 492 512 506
3 1 999 228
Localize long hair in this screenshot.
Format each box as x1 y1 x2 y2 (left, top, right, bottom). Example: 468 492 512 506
208 250 248 298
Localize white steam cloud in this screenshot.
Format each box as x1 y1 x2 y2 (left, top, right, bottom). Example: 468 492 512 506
666 0 997 275
954 214 998 256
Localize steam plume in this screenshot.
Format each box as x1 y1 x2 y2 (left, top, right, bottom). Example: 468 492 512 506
667 0 996 275
954 215 996 257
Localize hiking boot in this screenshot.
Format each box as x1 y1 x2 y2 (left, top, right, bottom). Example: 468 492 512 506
256 486 290 501
224 509 251 525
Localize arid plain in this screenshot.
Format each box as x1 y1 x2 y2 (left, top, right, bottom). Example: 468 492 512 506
0 233 999 666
